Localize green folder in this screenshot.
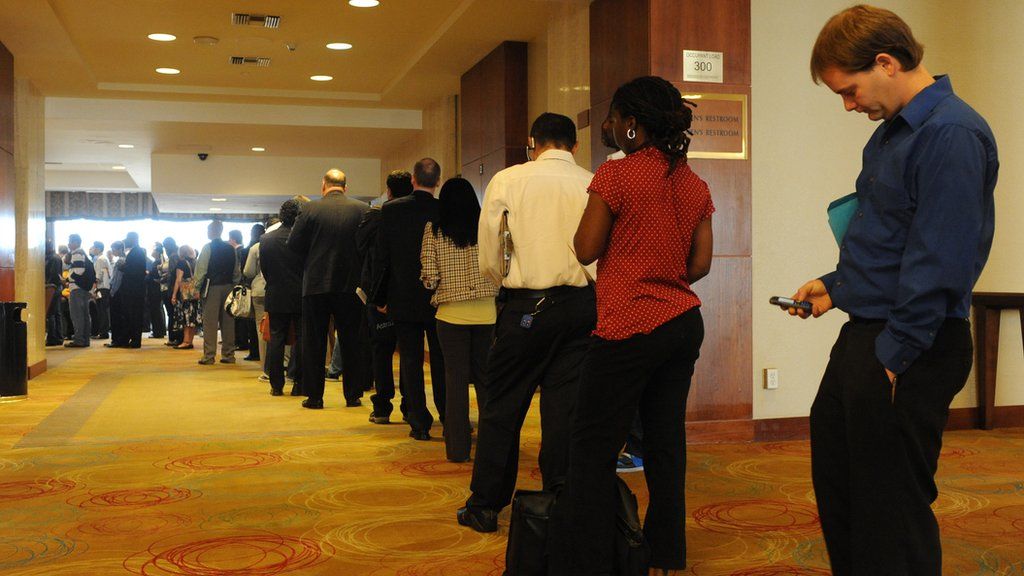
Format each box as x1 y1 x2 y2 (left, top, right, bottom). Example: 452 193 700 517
827 193 859 246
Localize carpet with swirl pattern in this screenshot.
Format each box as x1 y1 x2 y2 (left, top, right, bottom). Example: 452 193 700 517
0 343 1021 575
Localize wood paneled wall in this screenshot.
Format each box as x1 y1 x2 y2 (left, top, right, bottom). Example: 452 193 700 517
590 0 753 431
0 41 15 300
459 42 528 195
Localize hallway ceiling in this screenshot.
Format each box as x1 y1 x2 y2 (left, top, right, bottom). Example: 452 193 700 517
0 0 579 212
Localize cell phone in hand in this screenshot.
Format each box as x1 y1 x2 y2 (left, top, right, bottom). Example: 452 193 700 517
769 296 813 313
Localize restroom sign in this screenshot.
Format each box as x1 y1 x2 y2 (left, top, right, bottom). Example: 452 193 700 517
683 50 724 83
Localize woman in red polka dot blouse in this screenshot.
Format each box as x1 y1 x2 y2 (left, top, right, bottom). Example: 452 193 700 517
552 76 714 576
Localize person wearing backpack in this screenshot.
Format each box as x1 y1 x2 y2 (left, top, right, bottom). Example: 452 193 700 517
65 233 95 348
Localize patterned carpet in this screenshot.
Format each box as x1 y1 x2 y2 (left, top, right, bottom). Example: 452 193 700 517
0 342 1021 575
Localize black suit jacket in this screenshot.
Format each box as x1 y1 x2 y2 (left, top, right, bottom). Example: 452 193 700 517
260 225 305 314
287 192 369 297
372 189 439 322
120 246 148 295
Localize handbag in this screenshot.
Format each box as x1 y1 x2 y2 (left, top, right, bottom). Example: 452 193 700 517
224 285 252 318
179 262 200 301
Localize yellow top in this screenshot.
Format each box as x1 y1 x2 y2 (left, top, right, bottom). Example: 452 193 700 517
436 296 497 326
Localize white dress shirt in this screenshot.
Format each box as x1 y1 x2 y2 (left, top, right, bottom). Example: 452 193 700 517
478 148 596 289
94 254 112 290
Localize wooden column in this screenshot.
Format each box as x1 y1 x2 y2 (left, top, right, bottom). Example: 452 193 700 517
590 0 753 441
0 41 15 300
459 41 528 197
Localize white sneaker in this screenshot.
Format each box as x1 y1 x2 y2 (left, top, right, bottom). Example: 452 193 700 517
257 374 270 382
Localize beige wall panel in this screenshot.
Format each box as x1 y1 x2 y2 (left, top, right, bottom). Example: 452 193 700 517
381 95 457 195
13 78 45 373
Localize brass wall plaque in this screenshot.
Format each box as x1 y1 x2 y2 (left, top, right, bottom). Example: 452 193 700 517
684 93 748 160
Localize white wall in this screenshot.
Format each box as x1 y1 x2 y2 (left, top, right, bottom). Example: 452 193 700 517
751 0 1024 419
151 154 381 214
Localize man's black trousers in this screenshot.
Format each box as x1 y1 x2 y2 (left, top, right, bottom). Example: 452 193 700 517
393 320 446 434
465 285 595 512
267 312 301 392
301 292 370 405
810 318 972 576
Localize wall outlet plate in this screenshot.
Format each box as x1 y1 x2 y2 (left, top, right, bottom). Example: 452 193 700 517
764 368 779 390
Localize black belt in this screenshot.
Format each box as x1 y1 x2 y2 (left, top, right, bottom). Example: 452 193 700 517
849 315 885 324
503 285 590 300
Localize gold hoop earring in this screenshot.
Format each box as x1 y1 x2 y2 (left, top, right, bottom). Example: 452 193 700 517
626 128 636 140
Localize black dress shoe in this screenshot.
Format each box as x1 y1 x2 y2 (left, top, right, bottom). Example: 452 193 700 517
243 355 260 361
456 506 498 533
302 398 324 409
345 398 362 408
290 385 304 397
270 388 284 396
409 430 431 441
104 343 126 348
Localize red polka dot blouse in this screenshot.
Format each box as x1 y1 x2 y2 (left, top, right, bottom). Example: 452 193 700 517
589 146 714 341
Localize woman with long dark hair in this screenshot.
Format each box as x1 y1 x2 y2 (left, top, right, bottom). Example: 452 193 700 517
553 76 714 576
420 177 498 462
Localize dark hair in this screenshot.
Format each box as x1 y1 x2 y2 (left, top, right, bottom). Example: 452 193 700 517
163 237 178 254
111 240 124 251
209 220 224 235
530 112 577 149
811 4 923 83
610 76 694 176
92 241 105 251
68 233 82 245
228 229 243 244
413 158 441 189
279 199 302 227
386 170 413 198
431 177 480 248
125 232 139 247
250 223 265 245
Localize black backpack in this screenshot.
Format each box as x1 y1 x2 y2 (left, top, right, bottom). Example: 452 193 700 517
74 256 96 290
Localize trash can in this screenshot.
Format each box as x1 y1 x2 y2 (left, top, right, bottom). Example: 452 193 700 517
0 302 28 400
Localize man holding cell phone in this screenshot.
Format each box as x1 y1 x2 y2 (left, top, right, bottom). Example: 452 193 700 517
785 6 997 575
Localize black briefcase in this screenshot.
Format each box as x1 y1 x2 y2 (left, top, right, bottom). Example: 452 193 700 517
503 477 649 576
503 489 556 576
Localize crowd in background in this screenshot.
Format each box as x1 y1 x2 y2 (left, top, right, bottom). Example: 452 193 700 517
41 75 712 576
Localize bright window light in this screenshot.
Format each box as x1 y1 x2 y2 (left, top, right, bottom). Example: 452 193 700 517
53 218 261 258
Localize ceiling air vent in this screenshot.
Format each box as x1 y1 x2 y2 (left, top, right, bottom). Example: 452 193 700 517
231 13 281 28
230 56 271 67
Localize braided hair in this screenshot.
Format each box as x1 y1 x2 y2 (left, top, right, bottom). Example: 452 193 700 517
610 76 695 177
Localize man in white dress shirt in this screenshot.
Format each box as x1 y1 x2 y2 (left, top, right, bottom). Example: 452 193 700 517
457 112 597 533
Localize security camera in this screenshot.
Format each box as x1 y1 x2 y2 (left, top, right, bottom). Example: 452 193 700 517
198 153 209 161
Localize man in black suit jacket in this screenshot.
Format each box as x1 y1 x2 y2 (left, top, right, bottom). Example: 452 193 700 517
261 198 308 396
358 171 412 424
371 158 447 440
120 232 148 348
288 169 372 409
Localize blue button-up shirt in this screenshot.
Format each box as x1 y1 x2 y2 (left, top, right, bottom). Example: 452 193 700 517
821 76 998 374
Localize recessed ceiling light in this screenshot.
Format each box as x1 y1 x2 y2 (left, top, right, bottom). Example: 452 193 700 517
148 33 177 42
193 36 219 46
156 67 181 75
251 147 266 152
211 198 227 202
310 75 333 82
112 165 127 170
326 42 353 51
118 144 135 149
209 207 223 212
348 0 380 7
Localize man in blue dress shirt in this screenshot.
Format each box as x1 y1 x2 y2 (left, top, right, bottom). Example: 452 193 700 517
788 6 998 575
